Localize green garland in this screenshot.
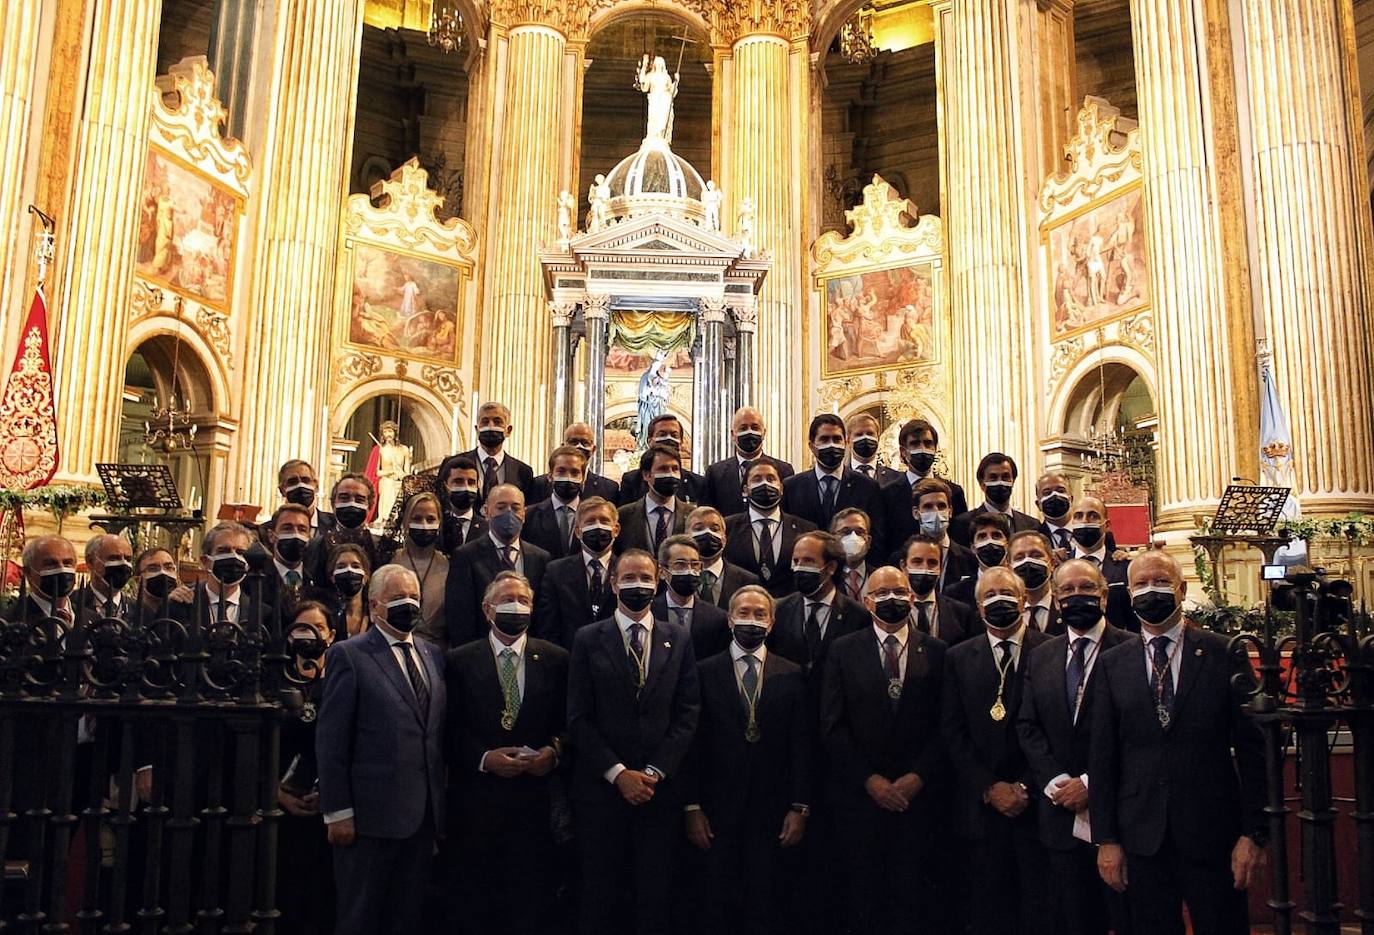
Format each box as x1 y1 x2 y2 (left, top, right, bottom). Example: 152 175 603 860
0 485 107 520
1277 511 1374 545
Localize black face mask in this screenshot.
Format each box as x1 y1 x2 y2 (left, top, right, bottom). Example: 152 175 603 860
1070 525 1102 549
983 598 1021 629
984 481 1014 506
101 561 134 593
478 428 506 450
874 597 912 625
553 479 582 502
1040 492 1070 519
747 483 781 510
814 444 846 470
580 527 614 554
284 485 316 508
572 443 594 460
1132 589 1178 626
1013 559 1049 590
907 571 938 596
493 609 531 637
651 474 681 498
334 504 367 529
617 585 656 613
144 571 178 601
736 431 763 455
907 450 936 475
792 568 824 596
669 572 700 597
1060 594 1103 631
211 554 248 585
40 569 76 600
334 569 365 597
651 435 681 452
732 623 768 651
975 542 1007 567
275 535 308 565
447 488 476 513
691 530 723 558
852 437 879 459
408 526 439 548
384 598 421 633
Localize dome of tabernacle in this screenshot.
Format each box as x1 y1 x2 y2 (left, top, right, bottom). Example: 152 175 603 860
603 137 707 224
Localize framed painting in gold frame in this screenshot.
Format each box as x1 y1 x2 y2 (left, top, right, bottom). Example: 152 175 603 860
818 260 940 379
1042 182 1149 341
343 240 464 366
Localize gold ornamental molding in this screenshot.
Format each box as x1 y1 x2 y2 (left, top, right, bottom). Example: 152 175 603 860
342 157 478 257
810 174 944 269
149 57 251 190
128 281 235 370
709 0 810 44
420 364 467 406
1038 96 1141 217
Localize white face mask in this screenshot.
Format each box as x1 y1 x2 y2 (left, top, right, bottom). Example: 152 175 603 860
839 531 869 559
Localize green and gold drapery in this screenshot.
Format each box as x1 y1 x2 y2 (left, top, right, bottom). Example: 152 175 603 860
609 310 695 354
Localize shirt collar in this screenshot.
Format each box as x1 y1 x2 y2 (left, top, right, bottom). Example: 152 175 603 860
30 592 69 617
749 505 781 523
906 469 931 485
666 590 694 610
551 493 580 511
814 464 843 482
703 556 724 576
205 580 241 604
1069 618 1107 646
986 621 1027 652
583 548 610 568
273 557 302 578
479 448 505 467
873 622 909 646
1076 543 1108 562
730 640 768 666
489 630 527 659
982 501 1012 516
644 493 677 514
1030 591 1053 609
489 531 521 552
851 458 877 473
1144 619 1185 647
615 608 653 635
384 626 415 648
805 589 835 610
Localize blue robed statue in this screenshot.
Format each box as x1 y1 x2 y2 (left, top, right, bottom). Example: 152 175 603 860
636 349 672 447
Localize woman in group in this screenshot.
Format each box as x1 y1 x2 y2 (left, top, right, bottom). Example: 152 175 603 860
392 491 448 648
324 542 371 637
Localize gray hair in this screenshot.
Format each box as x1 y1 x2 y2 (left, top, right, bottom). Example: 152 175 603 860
728 584 775 617
201 521 252 556
483 570 532 605
370 563 419 602
84 533 129 566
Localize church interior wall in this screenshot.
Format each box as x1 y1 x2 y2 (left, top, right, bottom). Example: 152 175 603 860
155 0 216 77
1072 0 1136 123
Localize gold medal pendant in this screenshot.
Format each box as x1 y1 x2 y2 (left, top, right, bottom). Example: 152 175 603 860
501 711 516 731
887 679 903 701
745 723 761 743
989 699 1006 722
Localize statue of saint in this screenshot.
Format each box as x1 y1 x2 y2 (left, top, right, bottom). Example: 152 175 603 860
702 180 722 231
636 55 680 145
588 174 611 232
635 349 672 447
374 420 412 525
556 189 576 244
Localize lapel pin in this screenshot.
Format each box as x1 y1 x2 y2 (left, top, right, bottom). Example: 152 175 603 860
532 652 540 661
663 640 672 649
1195 648 1203 656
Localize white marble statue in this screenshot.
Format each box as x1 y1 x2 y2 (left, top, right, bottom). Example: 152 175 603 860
636 54 680 145
589 174 611 232
702 180 722 231
739 196 756 259
556 189 576 244
374 420 412 526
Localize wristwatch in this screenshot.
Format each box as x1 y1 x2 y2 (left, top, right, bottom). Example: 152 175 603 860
644 766 663 780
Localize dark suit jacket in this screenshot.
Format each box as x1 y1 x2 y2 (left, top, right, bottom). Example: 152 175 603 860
867 463 907 488
767 591 872 679
616 468 705 506
440 512 488 556
533 552 616 649
530 471 620 504
701 455 795 515
940 541 979 596
523 498 578 560
684 650 812 830
701 560 759 610
304 526 380 589
940 627 1051 839
722 511 818 598
949 505 1040 548
567 616 701 804
1015 624 1133 849
833 560 881 603
917 595 980 647
782 467 885 546
821 626 947 804
440 449 536 501
316 625 447 838
71 584 132 623
652 593 731 661
1089 626 1266 859
444 636 568 834
1068 550 1135 632
1025 600 1064 638
444 536 551 646
1040 520 1118 554
881 475 970 559
615 497 688 555
313 509 339 537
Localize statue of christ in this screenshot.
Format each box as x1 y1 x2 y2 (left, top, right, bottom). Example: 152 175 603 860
636 54 679 145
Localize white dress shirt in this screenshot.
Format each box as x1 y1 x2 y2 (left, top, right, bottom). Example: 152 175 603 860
488 531 524 573
1141 619 1185 691
202 583 241 623
452 509 476 541
30 592 73 619
478 631 528 771
985 621 1028 670
479 448 506 480
1043 619 1108 836
273 557 305 584
872 622 911 681
1072 542 1109 564
1024 592 1054 631
804 590 835 642
605 610 659 784
748 505 783 561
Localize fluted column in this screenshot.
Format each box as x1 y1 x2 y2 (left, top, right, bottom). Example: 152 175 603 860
483 18 566 459
1028 0 1077 180
549 300 574 450
0 0 44 360
934 0 1035 495
1128 0 1257 531
699 297 727 464
235 0 362 507
731 302 757 410
1238 0 1374 514
50 0 160 482
583 293 609 474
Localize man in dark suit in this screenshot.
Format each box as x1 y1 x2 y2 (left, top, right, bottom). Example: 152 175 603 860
616 414 705 505
530 422 620 503
74 532 134 622
1036 472 1117 554
947 512 1013 607
684 585 812 935
880 419 970 554
830 508 881 601
941 566 1052 935
1091 550 1267 935
901 477 979 593
1061 495 1134 632
445 483 551 645
949 451 1040 547
821 565 947 935
444 570 567 935
534 496 619 648
567 549 701 935
279 458 337 537
899 534 980 646
169 520 254 627
523 445 588 560
766 531 871 678
700 405 795 515
653 534 731 660
845 412 904 487
435 455 488 555
318 564 446 935
437 400 536 503
258 503 313 620
725 460 817 598
617 443 690 554
686 506 759 609
783 413 885 549
1016 558 1132 935
1009 530 1063 636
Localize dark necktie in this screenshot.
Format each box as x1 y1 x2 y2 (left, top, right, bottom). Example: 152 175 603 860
587 558 603 612
756 519 775 580
699 569 717 602
459 517 470 541
628 623 647 689
500 545 516 570
804 601 823 662
1053 527 1071 551
1066 636 1090 719
997 639 1015 674
742 654 759 700
915 601 931 634
739 459 752 489
883 634 902 681
857 463 873 477
654 506 670 551
673 606 689 629
484 456 499 491
845 568 862 599
1151 636 1175 725
396 641 430 721
285 569 302 588
821 475 838 518
1028 606 1043 632
557 505 572 547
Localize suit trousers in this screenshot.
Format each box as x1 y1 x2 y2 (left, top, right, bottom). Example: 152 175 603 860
576 796 679 935
696 819 792 935
965 816 1052 935
1124 837 1248 935
332 825 434 935
834 800 936 935
1046 841 1129 935
447 805 552 935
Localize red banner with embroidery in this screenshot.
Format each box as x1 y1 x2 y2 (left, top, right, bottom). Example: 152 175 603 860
0 288 60 490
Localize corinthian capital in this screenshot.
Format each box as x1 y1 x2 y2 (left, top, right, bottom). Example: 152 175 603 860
490 0 590 34
710 0 810 45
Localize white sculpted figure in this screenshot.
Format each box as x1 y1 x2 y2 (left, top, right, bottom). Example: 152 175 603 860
702 180 722 231
589 174 612 232
739 196 756 259
374 420 412 526
636 54 680 145
556 189 576 244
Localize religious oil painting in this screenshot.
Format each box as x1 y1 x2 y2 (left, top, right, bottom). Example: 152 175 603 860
821 262 938 378
134 147 241 309
346 242 462 364
1045 184 1150 339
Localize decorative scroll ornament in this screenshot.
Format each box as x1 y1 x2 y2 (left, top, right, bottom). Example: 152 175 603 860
150 57 251 188
1038 97 1141 216
421 365 467 406
0 291 60 490
131 281 165 320
1120 312 1154 354
194 305 234 370
1047 337 1086 392
811 174 944 267
343 157 477 257
337 352 384 385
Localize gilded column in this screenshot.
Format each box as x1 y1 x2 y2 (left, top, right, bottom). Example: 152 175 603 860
483 7 568 458
0 0 44 348
1028 0 1077 180
1128 0 1257 531
933 0 1035 493
718 2 810 465
583 293 609 474
1238 0 1374 513
50 0 160 482
235 0 363 506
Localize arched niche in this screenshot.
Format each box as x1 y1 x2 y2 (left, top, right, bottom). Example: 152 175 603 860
332 378 455 482
836 387 951 474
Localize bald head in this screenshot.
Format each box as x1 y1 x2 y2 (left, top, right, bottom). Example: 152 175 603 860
1068 495 1110 551
1126 549 1186 630
864 566 913 632
732 406 767 456
564 422 596 455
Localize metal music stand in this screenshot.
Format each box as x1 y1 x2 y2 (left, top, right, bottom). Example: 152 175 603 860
1190 484 1293 605
89 462 202 554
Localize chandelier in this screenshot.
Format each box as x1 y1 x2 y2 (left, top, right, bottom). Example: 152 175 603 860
143 330 197 453
428 1 465 54
839 9 877 65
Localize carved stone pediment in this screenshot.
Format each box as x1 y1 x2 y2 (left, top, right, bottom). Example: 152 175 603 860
810 174 944 269
1038 96 1141 220
149 56 251 193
